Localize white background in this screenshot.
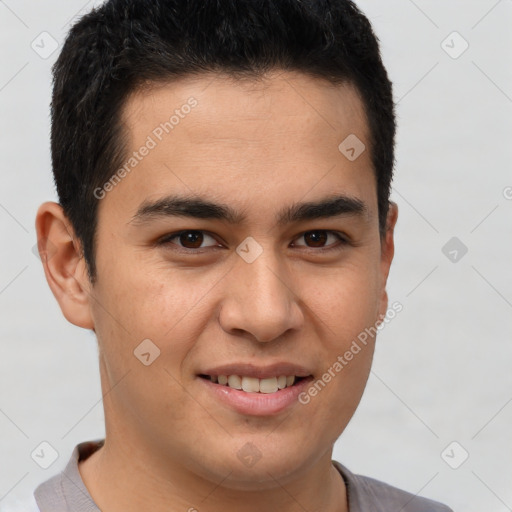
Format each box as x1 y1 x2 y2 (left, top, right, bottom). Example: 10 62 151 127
0 1 511 511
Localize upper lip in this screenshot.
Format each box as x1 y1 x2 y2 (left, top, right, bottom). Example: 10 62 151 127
199 362 313 379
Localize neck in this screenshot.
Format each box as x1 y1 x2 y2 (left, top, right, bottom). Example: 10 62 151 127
78 435 348 512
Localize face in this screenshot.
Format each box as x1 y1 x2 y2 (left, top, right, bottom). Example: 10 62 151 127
80 71 396 488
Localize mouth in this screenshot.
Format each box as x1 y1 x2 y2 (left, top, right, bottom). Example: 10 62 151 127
196 366 314 416
198 374 308 394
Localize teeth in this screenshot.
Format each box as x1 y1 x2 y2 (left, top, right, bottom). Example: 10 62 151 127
242 376 260 393
259 377 278 394
277 375 287 389
227 375 242 390
210 374 299 393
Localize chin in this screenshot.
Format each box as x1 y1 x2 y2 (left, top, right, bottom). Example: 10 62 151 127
192 438 319 490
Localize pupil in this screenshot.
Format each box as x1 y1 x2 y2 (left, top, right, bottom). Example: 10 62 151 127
181 231 203 248
306 231 327 247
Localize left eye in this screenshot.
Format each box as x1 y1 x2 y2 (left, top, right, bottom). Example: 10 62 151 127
292 230 345 249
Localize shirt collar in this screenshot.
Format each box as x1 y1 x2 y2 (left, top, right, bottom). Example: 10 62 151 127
34 439 104 512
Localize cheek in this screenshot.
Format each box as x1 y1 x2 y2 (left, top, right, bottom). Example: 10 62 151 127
298 258 380 412
90 261 213 435
304 257 382 333
91 253 226 366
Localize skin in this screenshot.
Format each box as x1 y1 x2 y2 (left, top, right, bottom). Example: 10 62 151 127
36 70 398 512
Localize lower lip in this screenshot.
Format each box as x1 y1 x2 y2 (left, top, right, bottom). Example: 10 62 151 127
197 377 312 416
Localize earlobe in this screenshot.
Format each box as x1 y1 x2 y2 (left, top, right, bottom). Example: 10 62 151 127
35 202 95 330
378 289 389 324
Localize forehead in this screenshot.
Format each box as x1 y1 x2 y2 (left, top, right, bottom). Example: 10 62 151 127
123 71 369 143
104 70 375 223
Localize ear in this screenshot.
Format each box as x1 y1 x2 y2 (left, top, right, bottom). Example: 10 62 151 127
35 201 95 330
377 201 398 320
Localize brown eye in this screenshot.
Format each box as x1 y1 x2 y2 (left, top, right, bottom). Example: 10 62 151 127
303 231 328 247
179 231 204 249
294 230 345 250
159 230 220 251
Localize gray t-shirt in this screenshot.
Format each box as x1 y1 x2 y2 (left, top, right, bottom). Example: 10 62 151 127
30 439 453 512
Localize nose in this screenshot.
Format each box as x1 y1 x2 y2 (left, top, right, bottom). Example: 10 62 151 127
218 246 304 343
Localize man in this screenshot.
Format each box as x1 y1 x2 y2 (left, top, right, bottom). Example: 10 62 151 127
25 0 453 510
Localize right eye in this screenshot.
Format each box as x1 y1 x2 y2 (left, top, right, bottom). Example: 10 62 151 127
158 230 223 252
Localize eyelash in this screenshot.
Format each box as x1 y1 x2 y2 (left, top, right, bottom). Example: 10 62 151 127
157 230 350 254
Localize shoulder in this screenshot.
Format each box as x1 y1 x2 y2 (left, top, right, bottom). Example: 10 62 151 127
333 461 454 512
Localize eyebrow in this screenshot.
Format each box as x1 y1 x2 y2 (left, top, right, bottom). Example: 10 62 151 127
130 193 368 227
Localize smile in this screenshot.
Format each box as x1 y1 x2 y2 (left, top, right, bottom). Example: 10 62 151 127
197 372 313 416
